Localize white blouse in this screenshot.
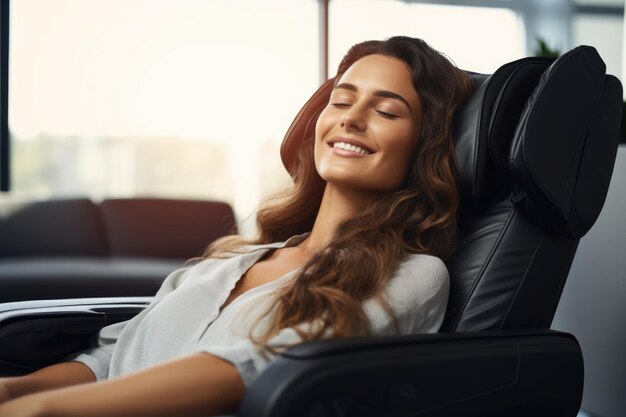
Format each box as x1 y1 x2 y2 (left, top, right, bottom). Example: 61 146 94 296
67 233 449 388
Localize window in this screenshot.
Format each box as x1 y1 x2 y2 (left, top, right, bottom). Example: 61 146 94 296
329 0 525 76
3 0 622 237
572 9 624 96
8 0 318 236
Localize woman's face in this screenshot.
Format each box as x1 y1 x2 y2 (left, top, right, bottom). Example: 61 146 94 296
314 54 423 194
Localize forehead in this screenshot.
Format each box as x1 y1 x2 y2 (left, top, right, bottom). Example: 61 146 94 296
336 54 419 103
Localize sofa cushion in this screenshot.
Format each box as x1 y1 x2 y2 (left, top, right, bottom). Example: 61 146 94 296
0 199 107 258
99 198 237 259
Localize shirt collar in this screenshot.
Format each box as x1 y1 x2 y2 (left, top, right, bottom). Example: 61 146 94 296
246 232 310 251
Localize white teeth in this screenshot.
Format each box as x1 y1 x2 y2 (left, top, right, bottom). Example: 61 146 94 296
332 141 370 155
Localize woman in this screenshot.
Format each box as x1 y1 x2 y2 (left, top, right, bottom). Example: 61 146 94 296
0 36 473 417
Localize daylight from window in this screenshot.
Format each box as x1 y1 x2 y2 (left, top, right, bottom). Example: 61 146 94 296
329 1 524 75
8 0 526 236
9 0 318 235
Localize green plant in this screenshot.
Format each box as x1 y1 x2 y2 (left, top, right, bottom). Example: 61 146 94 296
534 37 561 58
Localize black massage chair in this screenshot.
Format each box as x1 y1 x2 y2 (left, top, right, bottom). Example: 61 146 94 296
0 45 622 417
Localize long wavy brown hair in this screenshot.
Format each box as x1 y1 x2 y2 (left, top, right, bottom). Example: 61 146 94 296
205 36 474 347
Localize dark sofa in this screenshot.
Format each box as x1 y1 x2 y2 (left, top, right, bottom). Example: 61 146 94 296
0 197 236 302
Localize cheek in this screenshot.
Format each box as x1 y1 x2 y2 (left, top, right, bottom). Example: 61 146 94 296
313 137 323 173
378 128 419 188
398 134 419 173
315 106 334 141
313 107 333 171
381 124 418 162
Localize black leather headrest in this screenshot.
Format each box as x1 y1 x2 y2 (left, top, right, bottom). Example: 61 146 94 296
454 57 553 207
509 46 622 238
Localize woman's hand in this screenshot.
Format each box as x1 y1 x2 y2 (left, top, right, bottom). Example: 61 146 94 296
0 363 97 415
0 379 11 404
0 393 48 417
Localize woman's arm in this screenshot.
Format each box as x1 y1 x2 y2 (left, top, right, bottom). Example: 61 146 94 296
0 353 245 417
0 361 96 404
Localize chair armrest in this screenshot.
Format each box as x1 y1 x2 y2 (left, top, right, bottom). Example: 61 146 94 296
239 330 583 417
0 297 151 375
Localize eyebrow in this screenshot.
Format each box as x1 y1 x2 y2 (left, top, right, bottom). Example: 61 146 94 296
334 82 413 111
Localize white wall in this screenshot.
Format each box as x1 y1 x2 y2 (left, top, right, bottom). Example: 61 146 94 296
572 13 623 87
622 0 626 89
552 145 626 417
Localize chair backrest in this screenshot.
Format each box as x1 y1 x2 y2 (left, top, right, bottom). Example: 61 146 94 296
443 46 622 332
279 45 623 333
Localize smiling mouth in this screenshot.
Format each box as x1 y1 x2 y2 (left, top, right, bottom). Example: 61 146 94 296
330 141 373 156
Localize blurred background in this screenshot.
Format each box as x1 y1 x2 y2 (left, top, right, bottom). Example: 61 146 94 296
2 0 624 235
0 2 624 417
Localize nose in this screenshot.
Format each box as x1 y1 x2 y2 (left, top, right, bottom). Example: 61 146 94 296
340 106 367 132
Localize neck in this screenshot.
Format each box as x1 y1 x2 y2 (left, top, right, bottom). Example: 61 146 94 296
299 183 373 253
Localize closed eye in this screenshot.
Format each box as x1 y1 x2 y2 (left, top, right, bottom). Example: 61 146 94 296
376 110 399 119
332 102 352 108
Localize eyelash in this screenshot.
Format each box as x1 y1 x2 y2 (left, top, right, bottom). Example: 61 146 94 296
376 110 398 119
331 103 398 119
